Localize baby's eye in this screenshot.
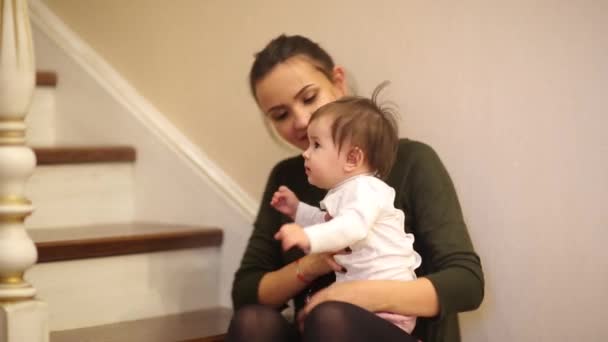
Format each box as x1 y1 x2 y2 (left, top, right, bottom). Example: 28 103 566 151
313 142 321 148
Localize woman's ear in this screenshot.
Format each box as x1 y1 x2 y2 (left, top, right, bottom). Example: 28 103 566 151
344 146 365 172
332 66 348 96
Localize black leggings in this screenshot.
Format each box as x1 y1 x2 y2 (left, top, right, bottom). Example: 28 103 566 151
226 301 418 342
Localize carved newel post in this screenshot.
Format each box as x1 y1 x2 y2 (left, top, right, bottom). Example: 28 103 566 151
0 1 48 341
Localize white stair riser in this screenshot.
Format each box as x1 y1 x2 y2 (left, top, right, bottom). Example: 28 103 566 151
26 88 56 146
26 247 220 331
25 163 134 228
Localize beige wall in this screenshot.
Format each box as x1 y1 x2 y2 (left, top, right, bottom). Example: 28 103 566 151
41 0 607 340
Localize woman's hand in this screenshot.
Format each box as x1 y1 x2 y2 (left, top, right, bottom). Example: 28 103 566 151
297 281 373 326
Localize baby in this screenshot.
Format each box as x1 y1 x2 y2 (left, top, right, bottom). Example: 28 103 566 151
272 87 422 334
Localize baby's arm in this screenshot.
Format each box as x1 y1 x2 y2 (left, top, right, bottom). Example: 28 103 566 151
271 185 327 225
295 202 327 226
274 197 373 254
307 184 382 253
274 223 310 253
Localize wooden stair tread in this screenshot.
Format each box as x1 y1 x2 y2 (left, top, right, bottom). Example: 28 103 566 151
36 70 58 87
50 307 232 342
29 223 223 263
33 146 136 165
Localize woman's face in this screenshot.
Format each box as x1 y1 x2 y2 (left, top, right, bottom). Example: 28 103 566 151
254 56 346 150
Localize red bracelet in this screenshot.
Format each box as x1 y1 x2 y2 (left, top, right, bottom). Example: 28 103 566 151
295 259 311 283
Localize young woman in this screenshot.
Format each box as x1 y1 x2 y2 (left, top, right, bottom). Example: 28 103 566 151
228 34 484 342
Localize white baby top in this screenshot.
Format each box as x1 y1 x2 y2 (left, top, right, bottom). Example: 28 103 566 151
295 174 421 283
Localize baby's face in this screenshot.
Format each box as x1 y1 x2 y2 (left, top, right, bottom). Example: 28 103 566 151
301 116 349 189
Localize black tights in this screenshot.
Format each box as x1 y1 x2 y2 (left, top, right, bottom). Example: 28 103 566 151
226 301 418 342
226 304 299 341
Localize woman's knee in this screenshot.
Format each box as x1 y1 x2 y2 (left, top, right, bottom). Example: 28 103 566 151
227 305 290 342
305 301 357 328
230 305 281 331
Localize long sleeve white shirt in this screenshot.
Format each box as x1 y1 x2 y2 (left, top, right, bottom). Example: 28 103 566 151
295 175 421 283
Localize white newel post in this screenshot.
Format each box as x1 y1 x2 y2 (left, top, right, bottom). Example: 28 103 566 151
0 1 49 341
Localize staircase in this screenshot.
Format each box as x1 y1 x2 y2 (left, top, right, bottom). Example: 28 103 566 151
49 308 232 342
23 71 232 341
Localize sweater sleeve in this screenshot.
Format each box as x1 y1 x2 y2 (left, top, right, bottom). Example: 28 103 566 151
231 162 285 310
399 141 484 318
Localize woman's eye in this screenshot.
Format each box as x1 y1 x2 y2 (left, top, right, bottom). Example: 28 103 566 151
314 142 320 148
303 94 317 104
270 111 288 121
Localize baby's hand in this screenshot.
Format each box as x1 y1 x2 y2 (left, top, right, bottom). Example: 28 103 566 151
270 186 299 220
274 223 310 253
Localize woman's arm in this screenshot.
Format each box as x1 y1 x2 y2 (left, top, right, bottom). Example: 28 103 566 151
401 141 484 316
232 161 288 309
258 253 341 307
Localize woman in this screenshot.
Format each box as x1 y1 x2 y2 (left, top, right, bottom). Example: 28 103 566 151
228 34 484 342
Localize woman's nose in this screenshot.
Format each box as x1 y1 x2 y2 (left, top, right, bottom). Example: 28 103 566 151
293 109 310 130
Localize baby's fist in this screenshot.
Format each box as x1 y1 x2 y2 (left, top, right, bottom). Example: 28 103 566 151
270 186 299 219
274 223 310 253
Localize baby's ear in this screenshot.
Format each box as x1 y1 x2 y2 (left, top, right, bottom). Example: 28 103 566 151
344 146 365 171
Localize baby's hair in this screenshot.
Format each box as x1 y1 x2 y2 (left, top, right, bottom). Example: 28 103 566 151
310 81 399 179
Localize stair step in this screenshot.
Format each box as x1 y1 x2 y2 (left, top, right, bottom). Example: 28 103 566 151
29 223 223 262
26 161 134 228
27 223 223 330
36 70 58 87
50 307 232 342
27 88 57 146
33 146 136 165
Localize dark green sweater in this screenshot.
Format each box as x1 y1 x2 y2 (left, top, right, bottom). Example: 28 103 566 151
232 139 484 342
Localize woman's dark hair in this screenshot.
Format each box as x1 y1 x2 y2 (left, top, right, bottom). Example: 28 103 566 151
249 34 335 99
